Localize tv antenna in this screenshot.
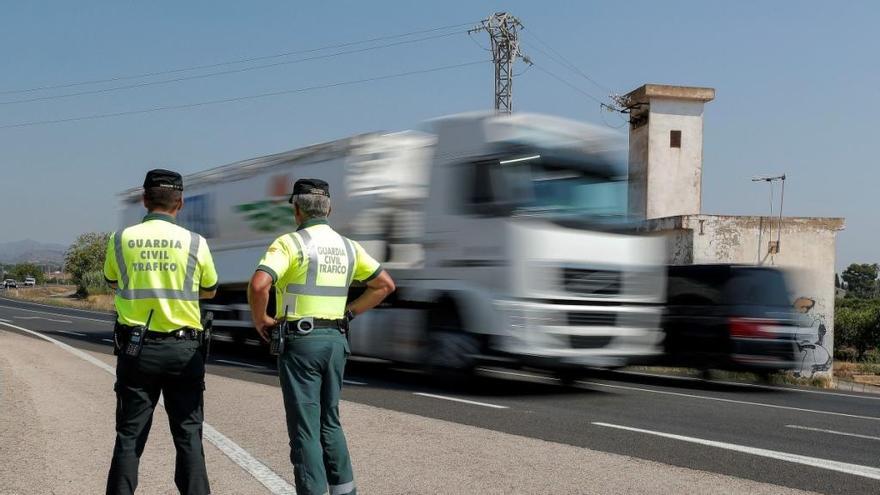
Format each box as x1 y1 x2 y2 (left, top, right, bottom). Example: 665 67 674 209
751 174 786 262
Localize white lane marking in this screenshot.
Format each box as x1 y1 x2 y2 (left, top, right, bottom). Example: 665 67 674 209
0 320 295 494
102 338 114 343
56 329 86 337
593 422 880 481
786 424 880 442
213 359 266 370
0 296 111 316
479 368 556 383
492 367 880 402
48 318 73 323
14 316 42 319
343 379 367 386
0 303 111 323
413 392 508 409
580 380 880 422
0 318 11 323
619 369 880 401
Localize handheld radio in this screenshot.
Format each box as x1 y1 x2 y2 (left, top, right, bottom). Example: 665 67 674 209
124 310 153 358
269 305 289 356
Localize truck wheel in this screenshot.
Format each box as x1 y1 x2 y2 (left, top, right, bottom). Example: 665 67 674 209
556 369 585 387
423 303 479 374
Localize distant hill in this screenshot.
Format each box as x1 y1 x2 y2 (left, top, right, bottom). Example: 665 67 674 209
0 239 68 264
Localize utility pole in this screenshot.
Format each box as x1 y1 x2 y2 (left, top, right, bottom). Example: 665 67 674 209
470 12 529 114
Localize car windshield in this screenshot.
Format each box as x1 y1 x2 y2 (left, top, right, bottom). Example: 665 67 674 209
495 157 627 219
723 268 791 307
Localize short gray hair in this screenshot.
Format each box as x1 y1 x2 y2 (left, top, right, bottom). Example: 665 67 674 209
292 193 331 220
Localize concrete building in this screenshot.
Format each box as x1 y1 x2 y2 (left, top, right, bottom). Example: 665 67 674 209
626 84 845 377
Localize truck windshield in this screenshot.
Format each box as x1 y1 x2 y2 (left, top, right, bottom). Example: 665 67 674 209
498 158 627 218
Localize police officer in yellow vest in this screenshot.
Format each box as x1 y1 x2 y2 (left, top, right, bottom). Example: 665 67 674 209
248 179 395 495
104 169 219 495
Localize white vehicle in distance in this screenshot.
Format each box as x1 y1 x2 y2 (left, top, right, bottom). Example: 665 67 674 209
24 277 36 287
3 279 16 289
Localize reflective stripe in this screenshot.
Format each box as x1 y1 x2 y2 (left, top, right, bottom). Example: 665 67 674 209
184 233 200 292
330 481 355 495
285 284 349 297
342 237 355 286
298 230 319 286
114 231 130 289
288 233 305 265
116 288 200 301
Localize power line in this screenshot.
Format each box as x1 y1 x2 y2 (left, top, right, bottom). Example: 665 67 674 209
532 64 606 106
0 21 475 96
0 30 468 106
521 28 613 94
0 60 488 130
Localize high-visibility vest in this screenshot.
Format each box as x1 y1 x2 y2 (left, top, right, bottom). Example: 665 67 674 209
256 219 382 320
104 213 218 332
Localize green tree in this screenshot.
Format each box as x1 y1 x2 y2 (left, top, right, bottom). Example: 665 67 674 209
9 263 45 284
64 232 110 296
841 263 879 299
835 298 880 360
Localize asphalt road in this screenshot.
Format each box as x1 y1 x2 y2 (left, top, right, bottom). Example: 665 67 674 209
1 296 879 494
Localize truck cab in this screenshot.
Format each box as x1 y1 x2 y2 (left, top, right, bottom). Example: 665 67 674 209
348 113 666 372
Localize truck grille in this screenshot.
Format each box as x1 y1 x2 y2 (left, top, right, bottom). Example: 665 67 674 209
569 335 613 349
567 312 617 326
562 268 621 296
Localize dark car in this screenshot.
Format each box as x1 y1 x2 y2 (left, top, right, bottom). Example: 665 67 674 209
661 264 801 375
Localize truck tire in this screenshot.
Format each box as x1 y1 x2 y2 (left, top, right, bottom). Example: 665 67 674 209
423 302 479 374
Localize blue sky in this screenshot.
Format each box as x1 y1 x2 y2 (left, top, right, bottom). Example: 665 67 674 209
0 1 875 271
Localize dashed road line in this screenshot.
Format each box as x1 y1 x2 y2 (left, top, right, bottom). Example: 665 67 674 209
56 329 86 337
0 303 112 323
618 369 880 401
0 320 296 494
213 359 266 369
593 422 880 481
0 297 112 316
580 380 880 422
413 392 508 409
343 379 368 386
786 424 880 442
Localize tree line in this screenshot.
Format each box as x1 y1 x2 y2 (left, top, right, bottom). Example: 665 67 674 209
836 263 880 362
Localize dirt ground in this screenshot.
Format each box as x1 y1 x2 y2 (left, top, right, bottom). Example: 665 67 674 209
2 285 114 312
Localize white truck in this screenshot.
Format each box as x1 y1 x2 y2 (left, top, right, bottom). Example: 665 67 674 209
120 112 666 375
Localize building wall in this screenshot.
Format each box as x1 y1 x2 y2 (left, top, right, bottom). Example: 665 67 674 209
627 115 649 218
643 214 844 377
644 98 705 219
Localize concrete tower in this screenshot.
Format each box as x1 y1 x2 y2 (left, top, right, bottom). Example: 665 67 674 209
625 84 715 220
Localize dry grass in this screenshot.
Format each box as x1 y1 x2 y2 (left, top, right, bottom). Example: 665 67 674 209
626 366 836 389
833 361 880 386
3 285 114 313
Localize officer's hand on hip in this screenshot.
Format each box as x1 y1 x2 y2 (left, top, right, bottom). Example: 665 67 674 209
254 316 276 343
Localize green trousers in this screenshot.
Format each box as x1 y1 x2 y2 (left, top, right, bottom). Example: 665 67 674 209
279 328 356 495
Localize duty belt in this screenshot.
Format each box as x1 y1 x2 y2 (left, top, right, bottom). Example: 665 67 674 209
145 328 200 340
284 317 341 336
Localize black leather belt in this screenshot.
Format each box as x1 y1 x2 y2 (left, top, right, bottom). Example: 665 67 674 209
144 328 199 340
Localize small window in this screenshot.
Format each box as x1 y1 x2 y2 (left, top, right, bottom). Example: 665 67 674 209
670 130 681 148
